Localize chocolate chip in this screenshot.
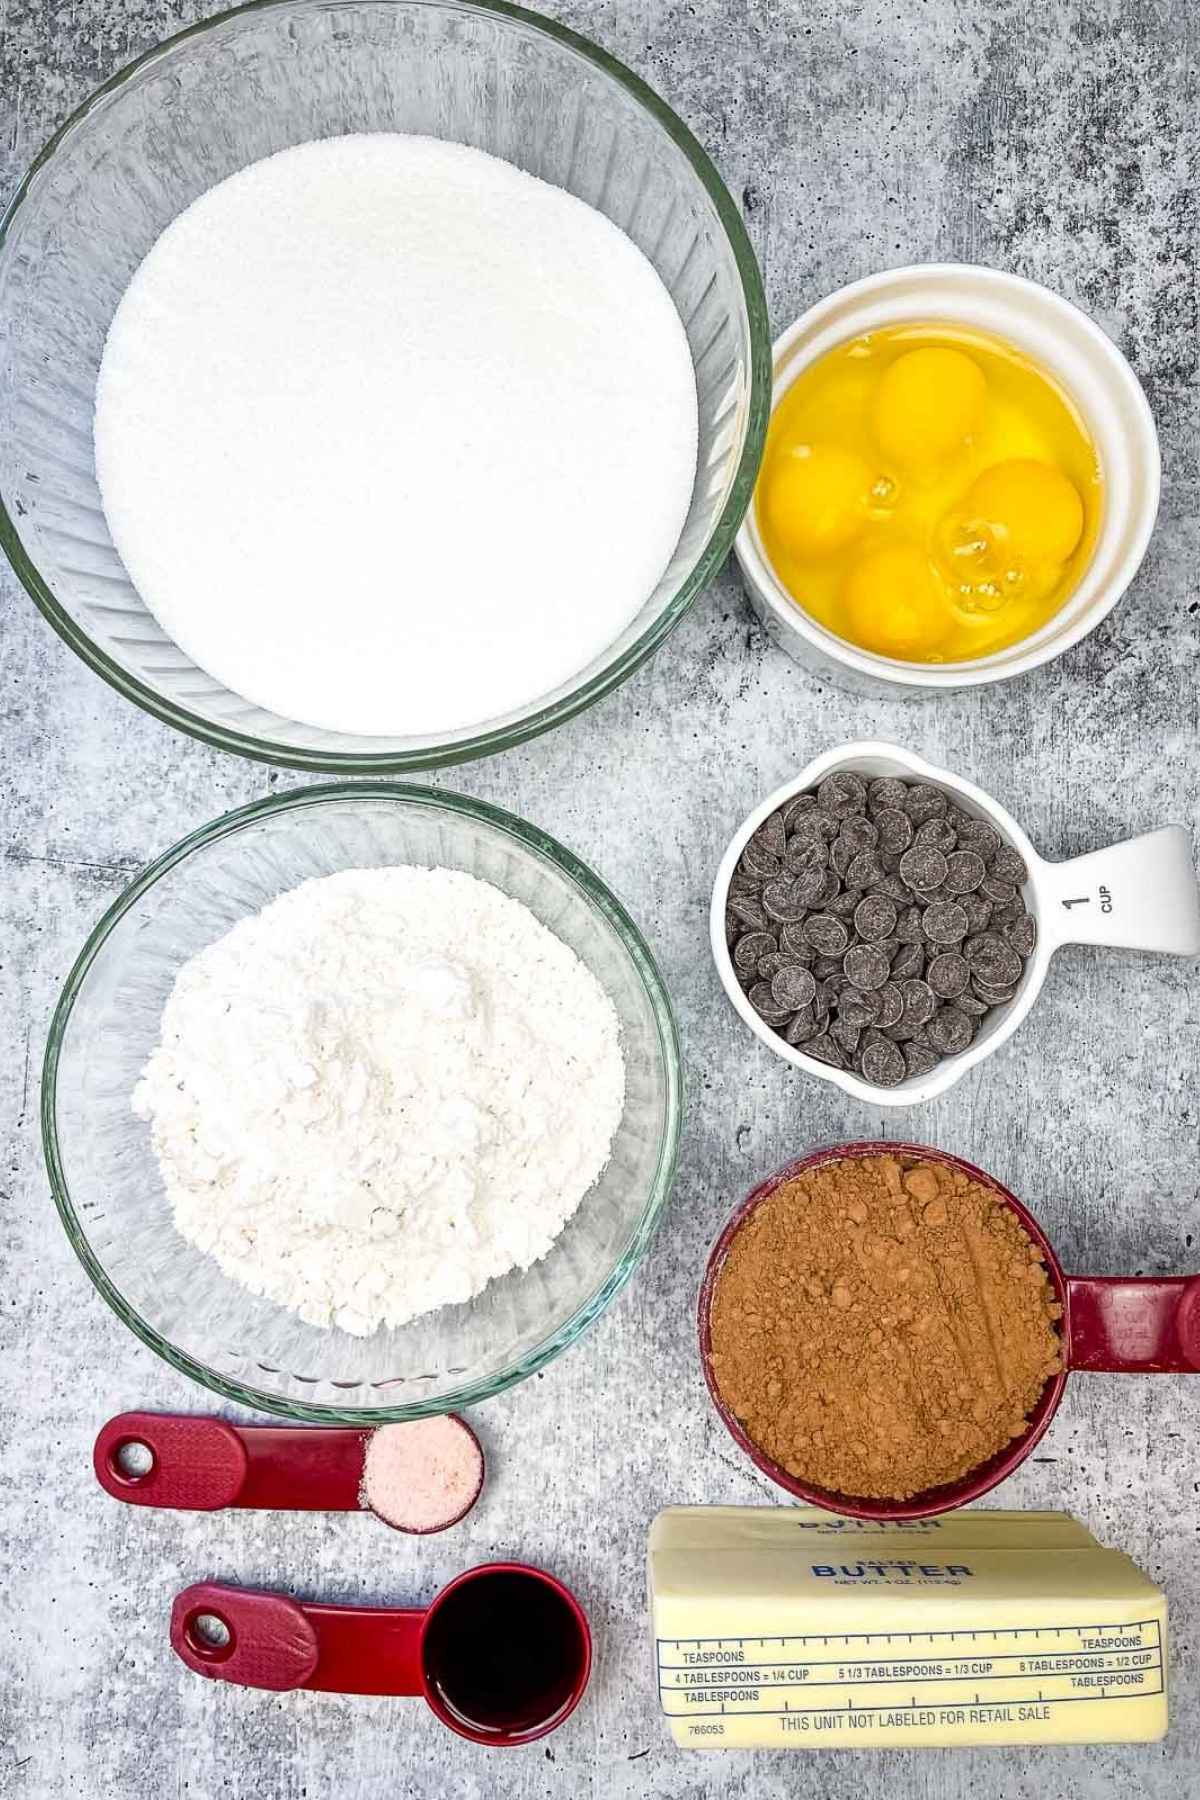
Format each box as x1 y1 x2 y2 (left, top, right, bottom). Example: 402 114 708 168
874 982 905 1028
889 942 925 982
787 814 837 853
838 990 880 1030
804 1032 846 1068
960 892 993 933
838 815 879 859
899 845 948 893
854 895 898 942
785 1004 820 1044
991 844 1028 885
860 1035 906 1087
725 910 740 948
828 885 864 919
789 854 831 906
782 792 818 831
896 903 927 943
972 978 1020 1007
817 771 868 818
914 817 957 855
803 913 850 956
729 892 768 931
955 816 1001 859
758 951 804 980
846 850 886 889
927 951 970 998
980 874 1017 905
870 871 912 903
923 899 969 944
812 953 846 979
831 1015 862 1055
954 991 989 1017
927 1005 976 1055
904 783 948 824
943 849 986 894
772 965 818 1011
1005 913 1038 958
747 981 792 1026
779 921 816 961
817 869 843 907
742 839 781 880
868 776 909 811
734 930 776 973
874 807 914 857
901 978 937 1027
844 943 892 991
964 932 1023 986
903 1040 942 1079
754 813 787 859
762 877 810 924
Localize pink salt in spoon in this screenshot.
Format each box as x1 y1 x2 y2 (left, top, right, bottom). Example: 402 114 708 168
94 1410 484 1535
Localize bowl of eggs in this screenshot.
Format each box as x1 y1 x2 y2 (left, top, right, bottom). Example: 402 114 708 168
735 264 1160 694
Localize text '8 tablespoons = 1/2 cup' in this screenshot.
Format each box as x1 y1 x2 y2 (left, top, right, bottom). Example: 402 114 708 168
171 1564 591 1746
710 740 1200 1106
698 1141 1200 1520
93 1411 484 1535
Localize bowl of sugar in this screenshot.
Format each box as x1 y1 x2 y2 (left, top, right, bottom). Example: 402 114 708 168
43 784 683 1419
0 0 769 770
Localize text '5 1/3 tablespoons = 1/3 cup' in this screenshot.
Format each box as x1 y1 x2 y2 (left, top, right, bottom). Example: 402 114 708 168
171 1563 591 1746
710 740 1200 1106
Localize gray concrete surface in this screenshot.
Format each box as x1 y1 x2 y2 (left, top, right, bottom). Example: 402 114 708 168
2 1 1198 1795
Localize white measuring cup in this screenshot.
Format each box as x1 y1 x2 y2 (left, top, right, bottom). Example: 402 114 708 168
711 740 1200 1106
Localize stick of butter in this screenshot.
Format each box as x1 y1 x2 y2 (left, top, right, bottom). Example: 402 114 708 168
648 1507 1167 1749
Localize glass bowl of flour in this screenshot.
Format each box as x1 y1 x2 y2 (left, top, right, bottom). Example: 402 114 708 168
43 785 682 1419
0 0 768 771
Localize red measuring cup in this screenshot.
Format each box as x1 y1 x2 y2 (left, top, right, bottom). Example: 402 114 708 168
699 1140 1200 1520
93 1411 483 1533
172 1563 591 1745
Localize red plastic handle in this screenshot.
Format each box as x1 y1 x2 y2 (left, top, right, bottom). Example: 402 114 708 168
1066 1275 1200 1372
94 1412 368 1512
172 1582 424 1695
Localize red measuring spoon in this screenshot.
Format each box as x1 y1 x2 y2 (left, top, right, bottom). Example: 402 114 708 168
94 1411 483 1533
699 1140 1200 1520
171 1563 591 1745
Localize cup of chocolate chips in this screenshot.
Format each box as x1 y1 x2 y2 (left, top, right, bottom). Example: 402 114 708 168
713 742 1200 1103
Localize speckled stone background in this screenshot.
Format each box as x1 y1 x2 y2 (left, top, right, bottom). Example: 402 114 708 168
2 1 1198 1794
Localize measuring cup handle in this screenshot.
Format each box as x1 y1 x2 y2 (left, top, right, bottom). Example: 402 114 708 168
1039 825 1200 954
1066 1275 1200 1372
94 1412 248 1509
171 1582 427 1696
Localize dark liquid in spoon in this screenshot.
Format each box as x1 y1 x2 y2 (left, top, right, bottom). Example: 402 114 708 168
424 1570 585 1739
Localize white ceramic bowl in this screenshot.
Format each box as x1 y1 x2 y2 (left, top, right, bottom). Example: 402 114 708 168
711 741 1200 1106
735 264 1161 697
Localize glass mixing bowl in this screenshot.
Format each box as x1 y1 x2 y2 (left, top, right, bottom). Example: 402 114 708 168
0 0 769 771
42 785 682 1420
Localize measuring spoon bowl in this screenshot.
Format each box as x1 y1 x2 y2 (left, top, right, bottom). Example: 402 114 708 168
171 1563 591 1744
711 740 1200 1106
94 1410 484 1533
698 1141 1200 1520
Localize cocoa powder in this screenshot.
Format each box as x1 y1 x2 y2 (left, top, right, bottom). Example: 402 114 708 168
708 1153 1064 1500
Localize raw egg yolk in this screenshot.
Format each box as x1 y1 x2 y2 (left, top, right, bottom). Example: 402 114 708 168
762 443 873 560
872 347 987 471
962 457 1084 564
843 542 949 658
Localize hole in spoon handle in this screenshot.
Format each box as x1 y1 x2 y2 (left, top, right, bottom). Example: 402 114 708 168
1066 1275 1200 1372
93 1412 247 1509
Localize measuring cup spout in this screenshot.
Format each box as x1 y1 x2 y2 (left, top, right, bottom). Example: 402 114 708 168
1040 825 1200 955
1066 1275 1200 1373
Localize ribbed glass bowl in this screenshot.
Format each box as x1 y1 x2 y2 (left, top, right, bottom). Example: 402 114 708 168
0 0 769 771
42 785 682 1419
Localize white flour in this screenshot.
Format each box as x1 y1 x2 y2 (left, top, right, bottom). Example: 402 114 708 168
95 133 698 736
132 868 626 1335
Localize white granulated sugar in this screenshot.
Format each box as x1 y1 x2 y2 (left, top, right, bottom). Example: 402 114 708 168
95 133 698 736
132 868 626 1335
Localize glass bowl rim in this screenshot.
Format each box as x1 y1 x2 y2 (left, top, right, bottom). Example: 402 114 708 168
0 0 771 774
41 780 685 1420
